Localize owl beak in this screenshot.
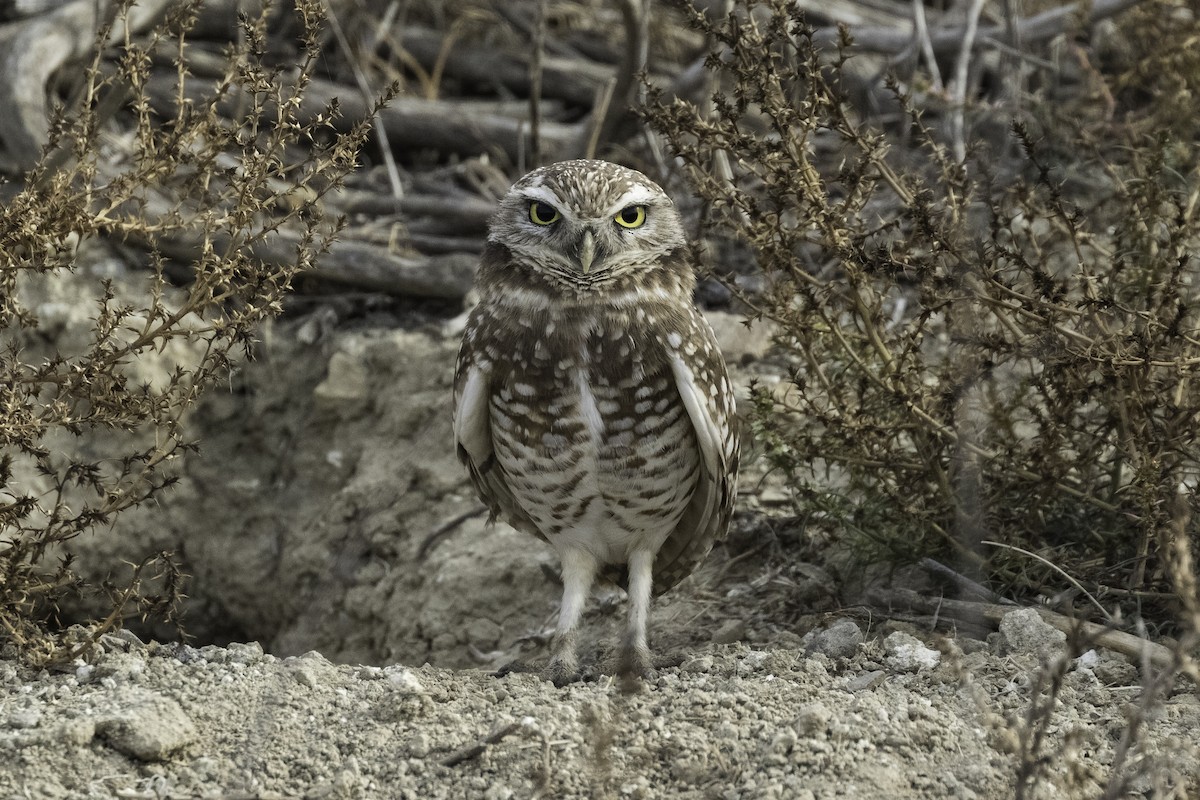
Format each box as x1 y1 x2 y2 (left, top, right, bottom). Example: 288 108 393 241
578 230 596 274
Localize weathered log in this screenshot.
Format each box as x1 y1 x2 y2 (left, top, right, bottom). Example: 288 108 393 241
877 589 1177 670
153 227 476 300
142 70 582 164
0 0 171 171
0 0 70 22
812 0 1146 55
307 237 476 298
397 25 609 108
329 189 496 233
402 233 484 254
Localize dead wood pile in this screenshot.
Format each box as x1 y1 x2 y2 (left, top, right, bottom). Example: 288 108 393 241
0 0 1146 300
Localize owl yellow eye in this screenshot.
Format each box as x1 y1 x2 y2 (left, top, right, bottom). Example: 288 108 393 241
529 201 560 226
614 205 647 229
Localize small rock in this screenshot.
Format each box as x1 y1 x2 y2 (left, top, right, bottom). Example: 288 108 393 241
844 670 886 692
95 653 146 681
483 785 514 800
739 650 770 671
1093 653 1138 686
706 311 777 363
313 350 370 415
100 629 145 651
884 632 941 672
97 691 198 761
7 708 42 729
173 645 204 665
681 656 714 674
296 305 338 345
408 731 433 758
804 619 864 659
758 486 792 506
792 702 831 737
199 645 229 664
998 609 1066 657
763 729 797 764
227 642 265 664
385 666 424 694
286 651 337 688
1075 649 1100 670
306 757 362 799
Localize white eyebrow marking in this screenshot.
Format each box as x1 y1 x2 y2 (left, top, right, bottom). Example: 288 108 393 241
608 185 661 213
522 186 564 207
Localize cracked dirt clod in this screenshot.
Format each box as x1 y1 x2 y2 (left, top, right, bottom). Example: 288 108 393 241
95 690 199 761
999 608 1068 657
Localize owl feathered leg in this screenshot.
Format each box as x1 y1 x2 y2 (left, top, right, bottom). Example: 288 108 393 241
547 547 598 684
619 548 654 683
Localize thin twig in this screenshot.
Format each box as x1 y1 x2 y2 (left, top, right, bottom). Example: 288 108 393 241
418 506 489 560
982 540 1114 622
319 0 403 202
528 0 546 167
949 0 986 162
441 717 540 767
911 0 943 91
919 557 1012 604
585 77 616 160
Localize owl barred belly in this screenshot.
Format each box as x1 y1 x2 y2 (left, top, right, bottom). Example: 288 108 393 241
453 159 739 683
489 326 702 566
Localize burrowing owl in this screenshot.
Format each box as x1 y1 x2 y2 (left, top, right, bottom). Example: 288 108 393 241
453 159 739 681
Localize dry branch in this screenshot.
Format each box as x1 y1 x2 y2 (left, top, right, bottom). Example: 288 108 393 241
329 190 495 232
814 0 1147 55
878 590 1176 670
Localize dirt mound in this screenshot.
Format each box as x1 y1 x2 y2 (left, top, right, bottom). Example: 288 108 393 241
62 292 781 671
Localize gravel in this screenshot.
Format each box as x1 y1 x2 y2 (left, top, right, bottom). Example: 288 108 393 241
3 633 1199 798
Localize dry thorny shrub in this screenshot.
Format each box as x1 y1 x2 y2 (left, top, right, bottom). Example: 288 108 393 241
0 0 386 664
646 0 1199 794
647 0 1200 624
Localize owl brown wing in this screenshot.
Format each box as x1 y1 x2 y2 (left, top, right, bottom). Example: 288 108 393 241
650 307 740 596
453 330 543 539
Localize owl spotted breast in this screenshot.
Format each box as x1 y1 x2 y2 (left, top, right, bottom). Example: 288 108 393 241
453 159 739 682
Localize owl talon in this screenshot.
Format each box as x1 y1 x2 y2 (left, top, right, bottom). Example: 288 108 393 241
492 660 537 679
545 657 581 687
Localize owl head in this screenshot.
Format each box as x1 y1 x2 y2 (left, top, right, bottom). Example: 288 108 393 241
484 160 689 294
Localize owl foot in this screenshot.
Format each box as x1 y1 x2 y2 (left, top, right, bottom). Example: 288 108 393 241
545 656 583 687
618 634 652 693
544 627 583 687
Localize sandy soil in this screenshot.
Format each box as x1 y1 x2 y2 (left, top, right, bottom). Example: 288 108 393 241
6 269 1200 798
3 619 1198 799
